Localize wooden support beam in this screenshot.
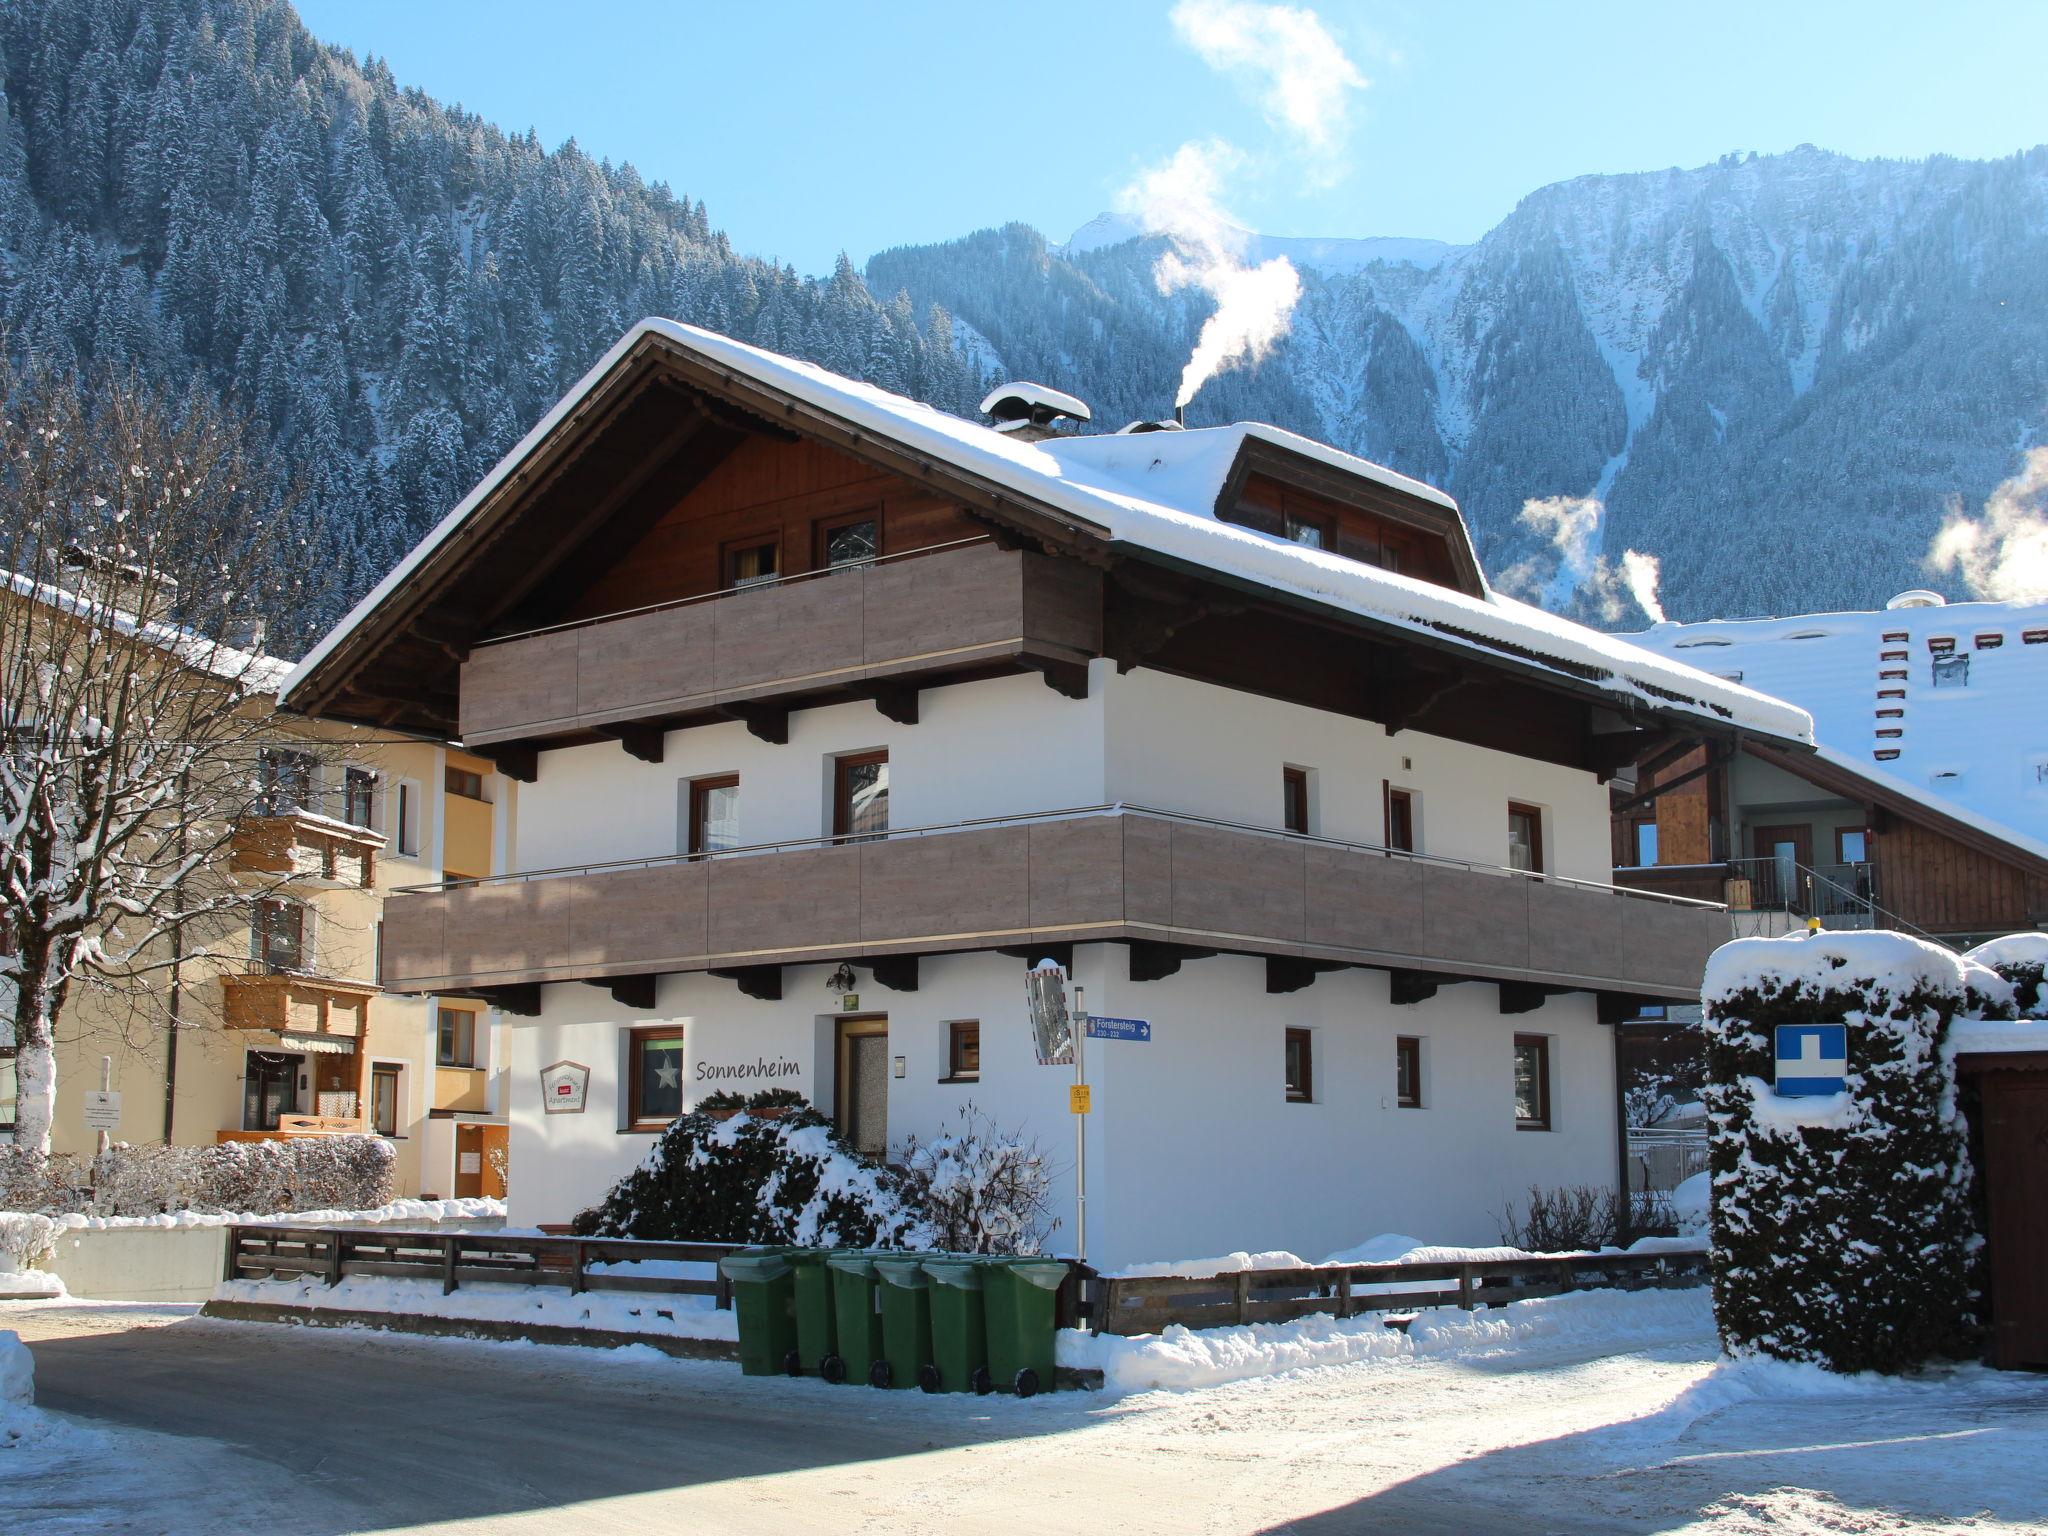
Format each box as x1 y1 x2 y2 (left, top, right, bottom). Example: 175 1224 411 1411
724 703 789 745
1265 957 1348 995
469 983 542 1017
1596 992 1661 1026
1388 968 1455 1006
601 726 665 764
484 745 539 784
998 942 1073 970
1024 657 1090 700
1127 940 1213 983
868 954 919 993
710 965 782 1002
587 974 658 1011
1610 744 1724 815
1498 981 1569 1016
866 683 920 727
1376 667 1474 736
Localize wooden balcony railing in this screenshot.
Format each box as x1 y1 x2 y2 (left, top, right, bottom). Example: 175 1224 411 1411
459 539 1103 748
220 971 378 1036
381 806 1729 1002
231 812 383 889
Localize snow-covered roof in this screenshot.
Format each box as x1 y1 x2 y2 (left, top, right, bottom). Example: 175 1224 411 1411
1624 600 2048 851
283 319 1813 746
4 568 293 693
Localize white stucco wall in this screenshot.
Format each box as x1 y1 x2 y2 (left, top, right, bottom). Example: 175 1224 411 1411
504 944 1616 1269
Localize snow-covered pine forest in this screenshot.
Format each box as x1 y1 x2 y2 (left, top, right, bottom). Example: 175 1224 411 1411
5 0 2048 638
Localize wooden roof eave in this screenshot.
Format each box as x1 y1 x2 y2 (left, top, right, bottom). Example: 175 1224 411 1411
1745 739 2048 883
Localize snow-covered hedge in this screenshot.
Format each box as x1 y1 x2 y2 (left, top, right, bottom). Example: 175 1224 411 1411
897 1104 1059 1255
1966 933 2048 1018
571 1106 932 1248
0 1136 395 1219
1701 930 1980 1373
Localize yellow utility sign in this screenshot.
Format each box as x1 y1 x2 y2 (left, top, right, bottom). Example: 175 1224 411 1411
1069 1084 1092 1114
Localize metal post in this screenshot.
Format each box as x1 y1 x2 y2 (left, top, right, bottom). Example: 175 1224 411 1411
96 1055 113 1158
1073 982 1087 1266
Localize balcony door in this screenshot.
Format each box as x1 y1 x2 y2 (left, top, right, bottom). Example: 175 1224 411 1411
1750 823 1812 911
835 1016 889 1157
243 1050 299 1131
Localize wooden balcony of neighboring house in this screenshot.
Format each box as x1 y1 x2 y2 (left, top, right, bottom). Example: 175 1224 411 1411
219 966 380 1038
217 1115 368 1146
457 538 1103 761
380 805 1732 1010
230 809 384 889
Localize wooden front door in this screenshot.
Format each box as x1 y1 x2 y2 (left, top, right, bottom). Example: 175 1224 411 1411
1978 1070 2048 1369
454 1122 489 1199
1750 823 1812 910
835 1016 889 1158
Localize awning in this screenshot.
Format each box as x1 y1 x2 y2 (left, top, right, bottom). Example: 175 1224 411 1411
278 1031 357 1056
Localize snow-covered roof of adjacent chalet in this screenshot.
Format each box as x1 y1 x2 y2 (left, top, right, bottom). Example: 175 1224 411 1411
4 568 292 693
1623 599 2048 857
282 319 1812 746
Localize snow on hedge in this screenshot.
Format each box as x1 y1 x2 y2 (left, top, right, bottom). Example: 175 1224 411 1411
1058 1286 1711 1394
45 1196 504 1232
0 1135 397 1219
1702 929 1979 1373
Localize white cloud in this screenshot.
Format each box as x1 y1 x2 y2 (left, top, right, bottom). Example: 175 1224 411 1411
1928 446 2048 601
1169 0 1369 176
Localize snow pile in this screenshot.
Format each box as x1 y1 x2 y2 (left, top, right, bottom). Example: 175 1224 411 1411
1964 932 2048 1022
573 1107 932 1249
1060 1286 1711 1395
45 1196 504 1233
1670 1171 1710 1236
1110 1232 1705 1280
0 1334 29 1408
1702 929 1980 1373
215 1272 737 1344
0 1215 63 1297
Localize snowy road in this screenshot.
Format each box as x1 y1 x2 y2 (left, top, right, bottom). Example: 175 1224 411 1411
4 1295 2045 1534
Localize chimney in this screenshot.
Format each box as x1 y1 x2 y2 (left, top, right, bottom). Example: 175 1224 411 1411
978 382 1092 442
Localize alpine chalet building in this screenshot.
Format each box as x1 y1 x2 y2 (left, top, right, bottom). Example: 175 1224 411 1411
280 321 1812 1266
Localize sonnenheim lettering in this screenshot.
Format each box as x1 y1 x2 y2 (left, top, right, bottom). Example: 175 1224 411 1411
694 1057 802 1082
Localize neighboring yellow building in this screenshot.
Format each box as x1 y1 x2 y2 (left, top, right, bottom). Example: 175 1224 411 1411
36 722 513 1202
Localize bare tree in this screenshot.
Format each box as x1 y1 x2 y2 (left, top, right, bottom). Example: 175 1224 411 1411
1 356 314 1155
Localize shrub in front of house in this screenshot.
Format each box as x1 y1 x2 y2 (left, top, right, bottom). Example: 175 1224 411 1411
1702 930 1980 1374
571 1101 933 1247
0 1136 394 1218
897 1104 1059 1255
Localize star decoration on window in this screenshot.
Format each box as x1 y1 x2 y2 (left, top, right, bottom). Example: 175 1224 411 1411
654 1060 680 1091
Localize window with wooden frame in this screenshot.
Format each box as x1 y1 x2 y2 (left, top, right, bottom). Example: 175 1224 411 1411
436 1006 478 1069
1835 826 1869 864
944 1020 980 1082
687 774 740 856
371 1064 401 1137
817 510 880 570
1396 1036 1423 1108
833 750 889 841
722 536 780 590
444 764 485 801
1513 1034 1551 1130
394 779 421 856
1507 802 1544 874
1620 813 1658 867
342 767 378 829
1284 1028 1314 1103
1282 510 1330 549
255 748 314 816
1384 784 1415 853
1282 766 1310 835
627 1026 685 1129
252 899 306 973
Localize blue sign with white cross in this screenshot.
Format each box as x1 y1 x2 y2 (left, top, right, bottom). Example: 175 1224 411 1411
1084 1016 1152 1042
1774 1023 1849 1096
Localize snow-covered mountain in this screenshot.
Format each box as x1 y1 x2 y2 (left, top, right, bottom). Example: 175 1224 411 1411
871 147 2048 622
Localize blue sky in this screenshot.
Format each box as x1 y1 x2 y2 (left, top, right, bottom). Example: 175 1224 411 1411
293 0 2048 276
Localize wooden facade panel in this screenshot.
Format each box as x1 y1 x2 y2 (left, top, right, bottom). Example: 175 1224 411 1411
1527 884 1630 980
380 890 446 988
1169 825 1306 942
1422 867 1529 972
1620 898 1728 991
1121 816 1176 930
564 863 708 969
705 845 863 957
1019 551 1105 656
860 828 1030 942
1027 816 1127 927
439 879 575 984
461 629 578 739
862 541 1024 661
575 601 716 718
713 572 866 692
1302 846 1427 956
1874 818 2048 935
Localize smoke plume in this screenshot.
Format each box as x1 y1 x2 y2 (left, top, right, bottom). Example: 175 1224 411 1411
1499 495 1667 626
1927 446 2048 600
1118 3 1365 410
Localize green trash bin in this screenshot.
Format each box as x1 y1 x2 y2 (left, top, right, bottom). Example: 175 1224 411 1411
788 1249 838 1378
921 1256 992 1395
869 1254 933 1390
825 1251 886 1387
983 1257 1070 1396
717 1248 799 1378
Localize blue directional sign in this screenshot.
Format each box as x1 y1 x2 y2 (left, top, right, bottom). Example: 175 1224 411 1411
1085 1015 1152 1042
1774 1023 1848 1096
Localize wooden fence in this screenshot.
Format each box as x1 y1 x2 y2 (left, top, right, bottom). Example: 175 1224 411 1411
1090 1248 1709 1336
225 1226 1707 1337
224 1225 744 1308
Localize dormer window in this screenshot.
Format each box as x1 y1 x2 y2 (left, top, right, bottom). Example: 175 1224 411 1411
1932 654 1969 689
723 538 779 590
1283 511 1329 549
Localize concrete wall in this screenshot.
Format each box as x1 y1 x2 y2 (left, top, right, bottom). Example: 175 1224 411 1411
505 942 1617 1270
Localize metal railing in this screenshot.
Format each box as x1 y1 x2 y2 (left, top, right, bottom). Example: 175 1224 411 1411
1624 1127 1709 1196
394 801 1728 911
476 535 997 648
